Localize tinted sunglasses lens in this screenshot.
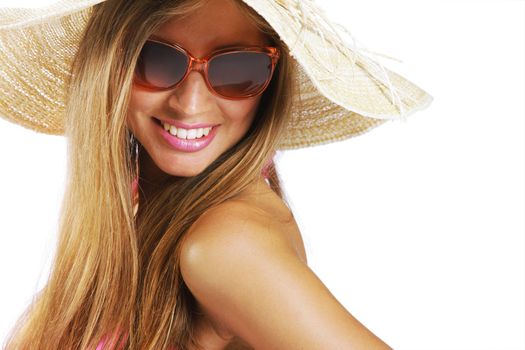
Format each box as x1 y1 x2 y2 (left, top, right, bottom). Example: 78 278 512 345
208 51 273 98
134 41 188 89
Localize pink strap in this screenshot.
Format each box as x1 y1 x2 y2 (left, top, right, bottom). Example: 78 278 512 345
131 176 139 198
95 330 128 350
261 152 275 180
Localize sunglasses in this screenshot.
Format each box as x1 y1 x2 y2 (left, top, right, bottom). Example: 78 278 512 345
133 38 281 100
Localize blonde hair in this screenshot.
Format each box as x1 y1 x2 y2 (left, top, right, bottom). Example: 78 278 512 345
4 0 295 349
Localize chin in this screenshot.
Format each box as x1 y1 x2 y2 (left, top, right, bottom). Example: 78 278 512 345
172 169 204 178
159 161 209 178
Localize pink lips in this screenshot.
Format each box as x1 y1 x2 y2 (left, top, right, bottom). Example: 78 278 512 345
155 118 218 153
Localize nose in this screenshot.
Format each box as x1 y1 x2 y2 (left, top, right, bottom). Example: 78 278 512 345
167 61 215 115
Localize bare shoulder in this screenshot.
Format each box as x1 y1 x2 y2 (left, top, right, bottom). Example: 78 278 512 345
179 182 392 349
181 192 304 270
180 192 302 346
183 180 307 264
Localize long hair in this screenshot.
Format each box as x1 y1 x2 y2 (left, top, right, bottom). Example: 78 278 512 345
4 0 295 349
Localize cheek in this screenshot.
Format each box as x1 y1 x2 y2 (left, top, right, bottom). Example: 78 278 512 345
219 95 262 128
126 89 160 129
128 88 154 114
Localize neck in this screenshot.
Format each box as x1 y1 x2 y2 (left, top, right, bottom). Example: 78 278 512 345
136 145 171 203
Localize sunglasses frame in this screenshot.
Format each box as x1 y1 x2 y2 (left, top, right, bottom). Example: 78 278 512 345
133 37 281 100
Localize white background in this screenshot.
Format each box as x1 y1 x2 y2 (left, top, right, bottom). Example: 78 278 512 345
1 1 524 349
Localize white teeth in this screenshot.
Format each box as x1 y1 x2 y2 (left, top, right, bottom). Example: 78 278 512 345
186 129 197 140
176 128 187 139
160 120 213 140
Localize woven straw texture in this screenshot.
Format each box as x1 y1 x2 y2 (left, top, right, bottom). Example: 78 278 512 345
0 0 433 150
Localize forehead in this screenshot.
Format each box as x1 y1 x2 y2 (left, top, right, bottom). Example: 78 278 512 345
152 0 270 56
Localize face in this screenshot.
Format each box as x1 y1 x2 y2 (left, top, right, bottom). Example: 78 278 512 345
127 0 272 181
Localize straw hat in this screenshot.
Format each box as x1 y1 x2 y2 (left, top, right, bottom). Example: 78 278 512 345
0 0 433 150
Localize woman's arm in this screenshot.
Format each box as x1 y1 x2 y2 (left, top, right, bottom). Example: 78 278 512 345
180 202 392 350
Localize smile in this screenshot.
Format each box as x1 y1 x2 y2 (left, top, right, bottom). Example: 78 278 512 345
153 117 219 152
161 120 213 140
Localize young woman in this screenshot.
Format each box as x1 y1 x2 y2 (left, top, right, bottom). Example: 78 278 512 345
0 0 432 349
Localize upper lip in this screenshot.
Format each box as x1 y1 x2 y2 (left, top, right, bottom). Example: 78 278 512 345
154 117 219 130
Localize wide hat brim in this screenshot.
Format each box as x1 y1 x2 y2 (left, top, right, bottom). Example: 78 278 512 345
0 0 433 150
